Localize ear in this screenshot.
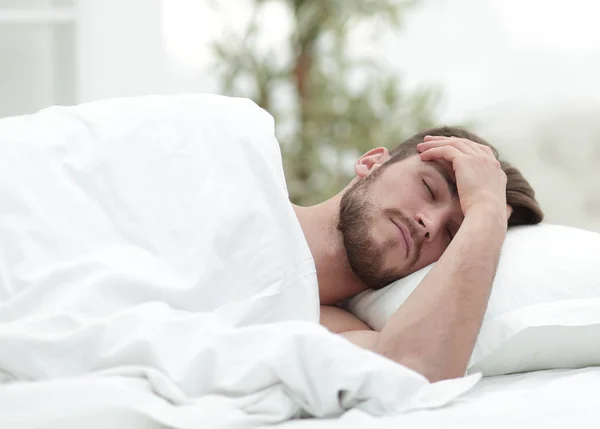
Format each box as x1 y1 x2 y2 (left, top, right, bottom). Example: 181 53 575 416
354 147 390 178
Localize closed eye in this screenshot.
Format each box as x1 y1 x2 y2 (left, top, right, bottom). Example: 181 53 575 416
422 179 435 200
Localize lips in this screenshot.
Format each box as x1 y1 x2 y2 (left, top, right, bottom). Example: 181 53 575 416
392 219 412 258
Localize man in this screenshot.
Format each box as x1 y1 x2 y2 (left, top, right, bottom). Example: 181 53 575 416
0 96 541 393
294 126 542 382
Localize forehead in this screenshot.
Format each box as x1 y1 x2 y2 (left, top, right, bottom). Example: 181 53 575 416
388 154 454 179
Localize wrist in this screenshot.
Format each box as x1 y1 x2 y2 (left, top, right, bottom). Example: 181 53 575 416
465 203 508 233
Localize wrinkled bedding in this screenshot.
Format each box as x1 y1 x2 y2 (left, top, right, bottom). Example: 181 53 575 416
0 94 478 428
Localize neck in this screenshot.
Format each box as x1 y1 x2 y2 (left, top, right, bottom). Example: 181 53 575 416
293 196 368 305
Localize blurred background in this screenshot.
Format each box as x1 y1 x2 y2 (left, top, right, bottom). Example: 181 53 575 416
1 0 599 231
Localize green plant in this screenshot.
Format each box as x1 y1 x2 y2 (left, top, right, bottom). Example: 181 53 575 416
212 0 441 204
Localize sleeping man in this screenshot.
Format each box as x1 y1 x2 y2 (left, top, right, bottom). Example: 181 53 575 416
296 126 542 382
0 96 542 398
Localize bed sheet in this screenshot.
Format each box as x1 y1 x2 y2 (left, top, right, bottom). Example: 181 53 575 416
2 367 598 429
282 366 600 429
0 94 481 428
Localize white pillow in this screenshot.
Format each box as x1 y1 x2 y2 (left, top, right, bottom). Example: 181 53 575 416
345 224 600 376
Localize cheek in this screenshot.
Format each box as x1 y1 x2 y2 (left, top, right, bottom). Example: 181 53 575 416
379 176 419 207
418 239 448 268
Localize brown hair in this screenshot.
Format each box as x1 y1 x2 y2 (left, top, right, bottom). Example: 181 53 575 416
386 126 543 226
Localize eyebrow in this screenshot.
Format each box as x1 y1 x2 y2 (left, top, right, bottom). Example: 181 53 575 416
424 162 458 200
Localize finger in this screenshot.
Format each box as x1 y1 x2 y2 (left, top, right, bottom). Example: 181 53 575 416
419 146 465 164
417 139 479 156
460 139 493 156
423 135 495 158
423 135 452 141
481 144 496 157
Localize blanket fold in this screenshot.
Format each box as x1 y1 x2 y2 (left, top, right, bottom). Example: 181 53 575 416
0 94 478 427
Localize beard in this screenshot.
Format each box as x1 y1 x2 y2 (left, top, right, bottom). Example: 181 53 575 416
338 168 422 289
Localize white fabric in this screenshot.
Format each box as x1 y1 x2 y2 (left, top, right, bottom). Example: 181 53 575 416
0 94 479 428
347 224 600 376
3 367 598 429
279 367 600 429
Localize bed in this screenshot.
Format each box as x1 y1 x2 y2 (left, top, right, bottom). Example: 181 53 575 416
2 367 599 428
284 367 600 428
1 93 599 429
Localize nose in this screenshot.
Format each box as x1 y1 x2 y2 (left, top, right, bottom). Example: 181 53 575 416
415 209 447 242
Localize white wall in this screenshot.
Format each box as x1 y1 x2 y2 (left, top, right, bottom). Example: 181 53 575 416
0 0 59 117
0 0 167 116
0 24 55 117
76 0 166 102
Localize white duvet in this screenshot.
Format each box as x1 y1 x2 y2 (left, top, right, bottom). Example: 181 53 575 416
0 94 478 428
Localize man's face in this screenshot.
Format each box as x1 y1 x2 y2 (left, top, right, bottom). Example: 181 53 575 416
338 153 464 289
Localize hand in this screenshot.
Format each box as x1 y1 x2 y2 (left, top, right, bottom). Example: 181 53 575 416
417 136 508 221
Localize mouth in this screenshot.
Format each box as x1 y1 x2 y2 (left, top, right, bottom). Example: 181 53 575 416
391 218 412 258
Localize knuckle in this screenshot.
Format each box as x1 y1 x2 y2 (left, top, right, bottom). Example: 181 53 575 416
482 155 500 166
499 168 507 182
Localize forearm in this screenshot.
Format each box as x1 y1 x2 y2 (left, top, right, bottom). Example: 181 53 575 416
373 206 507 381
